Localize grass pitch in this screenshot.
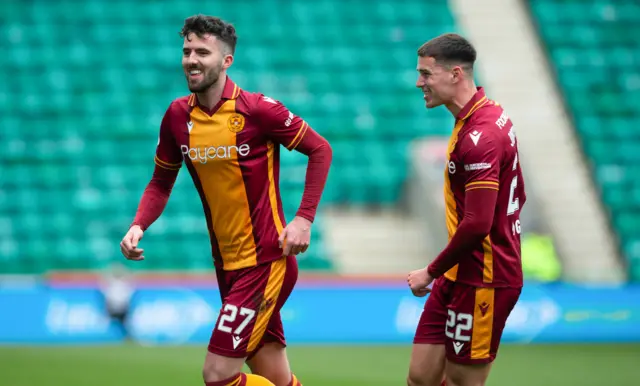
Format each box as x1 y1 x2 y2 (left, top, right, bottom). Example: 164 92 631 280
1 343 638 385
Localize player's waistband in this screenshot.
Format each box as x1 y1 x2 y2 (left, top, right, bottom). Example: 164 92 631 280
215 253 289 272
443 277 523 289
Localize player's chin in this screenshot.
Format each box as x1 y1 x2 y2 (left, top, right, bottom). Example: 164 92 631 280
187 81 203 93
425 98 441 109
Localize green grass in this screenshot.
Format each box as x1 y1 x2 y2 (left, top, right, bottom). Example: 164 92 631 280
1 343 638 385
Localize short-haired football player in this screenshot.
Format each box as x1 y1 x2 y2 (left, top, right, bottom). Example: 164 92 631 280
407 33 526 386
120 15 332 386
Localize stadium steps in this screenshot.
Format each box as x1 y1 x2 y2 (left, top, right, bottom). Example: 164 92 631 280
449 0 624 283
526 0 640 281
322 207 430 274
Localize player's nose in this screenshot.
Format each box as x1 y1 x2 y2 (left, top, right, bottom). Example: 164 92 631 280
185 53 199 66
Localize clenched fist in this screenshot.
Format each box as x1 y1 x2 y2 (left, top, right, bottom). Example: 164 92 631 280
407 267 434 297
120 225 145 261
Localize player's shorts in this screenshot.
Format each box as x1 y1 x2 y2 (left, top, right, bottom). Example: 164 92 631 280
208 255 298 359
413 277 521 365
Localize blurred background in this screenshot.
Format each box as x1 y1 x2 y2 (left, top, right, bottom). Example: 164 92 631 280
1 0 639 384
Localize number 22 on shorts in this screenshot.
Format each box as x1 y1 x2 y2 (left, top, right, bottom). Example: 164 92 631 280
445 309 473 342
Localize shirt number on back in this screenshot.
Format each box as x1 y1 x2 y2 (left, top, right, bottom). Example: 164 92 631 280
507 176 520 216
507 153 520 216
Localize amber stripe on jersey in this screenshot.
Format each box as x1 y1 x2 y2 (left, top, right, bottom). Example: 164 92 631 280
232 84 241 99
247 257 287 352
466 181 499 189
482 236 494 283
154 155 181 170
471 287 494 359
267 142 285 235
461 96 488 120
443 119 466 282
286 121 308 150
188 99 258 270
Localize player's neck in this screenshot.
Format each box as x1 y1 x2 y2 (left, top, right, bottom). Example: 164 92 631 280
446 82 478 118
196 74 227 111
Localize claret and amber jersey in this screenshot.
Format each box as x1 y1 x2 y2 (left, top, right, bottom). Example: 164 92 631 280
443 88 526 288
154 77 310 271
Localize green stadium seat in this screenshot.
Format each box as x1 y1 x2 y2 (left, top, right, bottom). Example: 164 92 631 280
0 0 460 274
529 0 640 281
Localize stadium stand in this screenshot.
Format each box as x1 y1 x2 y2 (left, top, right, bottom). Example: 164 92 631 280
0 0 458 273
528 0 640 280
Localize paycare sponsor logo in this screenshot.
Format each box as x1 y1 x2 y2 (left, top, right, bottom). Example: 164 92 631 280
181 144 250 163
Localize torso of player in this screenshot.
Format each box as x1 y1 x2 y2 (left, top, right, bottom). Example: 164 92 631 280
162 83 293 271
443 92 526 288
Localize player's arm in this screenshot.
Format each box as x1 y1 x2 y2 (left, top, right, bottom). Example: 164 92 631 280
255 96 332 255
427 130 501 278
131 107 183 231
255 96 332 223
290 131 332 222
121 107 182 261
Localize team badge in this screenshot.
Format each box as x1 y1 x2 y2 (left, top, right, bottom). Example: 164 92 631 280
227 113 245 133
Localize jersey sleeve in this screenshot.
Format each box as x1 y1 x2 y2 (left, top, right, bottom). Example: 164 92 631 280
154 105 183 171
254 95 310 151
459 128 501 192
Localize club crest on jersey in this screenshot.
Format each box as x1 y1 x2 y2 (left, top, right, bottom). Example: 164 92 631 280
227 113 245 133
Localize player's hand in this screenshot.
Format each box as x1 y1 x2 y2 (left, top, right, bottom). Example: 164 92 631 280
279 216 311 256
407 268 434 297
120 225 145 261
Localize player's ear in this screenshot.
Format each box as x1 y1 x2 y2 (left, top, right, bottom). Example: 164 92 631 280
451 66 463 83
222 54 234 70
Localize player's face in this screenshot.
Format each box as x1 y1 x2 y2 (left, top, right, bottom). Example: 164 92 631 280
182 33 233 93
416 56 456 109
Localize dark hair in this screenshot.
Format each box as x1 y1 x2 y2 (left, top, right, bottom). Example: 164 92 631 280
180 15 237 54
417 33 476 72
